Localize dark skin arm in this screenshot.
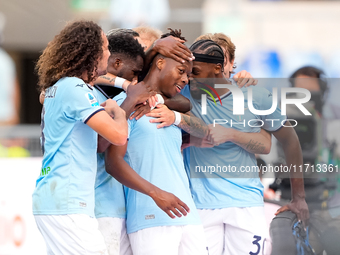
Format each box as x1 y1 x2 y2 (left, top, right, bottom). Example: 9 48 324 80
105 142 190 219
272 121 309 226
163 93 191 113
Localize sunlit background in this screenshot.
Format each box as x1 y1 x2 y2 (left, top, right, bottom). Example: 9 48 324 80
1 0 340 126
1 0 340 254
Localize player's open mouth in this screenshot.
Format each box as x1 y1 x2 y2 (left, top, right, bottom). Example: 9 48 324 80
176 84 182 93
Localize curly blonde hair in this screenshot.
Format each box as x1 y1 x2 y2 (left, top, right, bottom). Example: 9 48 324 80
36 20 104 91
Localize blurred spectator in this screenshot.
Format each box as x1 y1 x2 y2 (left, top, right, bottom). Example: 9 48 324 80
133 26 162 51
290 66 340 119
269 66 340 255
0 12 20 126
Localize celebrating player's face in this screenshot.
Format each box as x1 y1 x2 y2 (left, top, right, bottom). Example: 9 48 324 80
116 55 144 82
189 61 219 99
158 58 192 98
97 32 111 77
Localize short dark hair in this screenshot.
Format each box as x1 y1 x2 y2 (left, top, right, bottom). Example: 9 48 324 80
189 39 225 66
107 33 145 61
106 28 139 38
289 66 328 96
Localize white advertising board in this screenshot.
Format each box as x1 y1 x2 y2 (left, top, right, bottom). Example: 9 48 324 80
0 158 46 255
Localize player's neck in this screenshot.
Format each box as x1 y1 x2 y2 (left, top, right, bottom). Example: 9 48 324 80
143 72 161 93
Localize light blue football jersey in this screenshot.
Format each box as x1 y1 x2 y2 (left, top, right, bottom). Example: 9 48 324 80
32 77 104 217
180 84 190 98
94 86 126 219
182 85 286 209
113 92 201 234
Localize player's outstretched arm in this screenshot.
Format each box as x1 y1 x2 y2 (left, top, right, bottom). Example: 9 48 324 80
87 99 128 146
94 73 131 91
147 107 209 138
207 125 271 154
163 93 191 113
271 121 309 227
105 143 190 219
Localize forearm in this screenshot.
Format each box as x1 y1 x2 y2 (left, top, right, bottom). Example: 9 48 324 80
177 113 209 138
97 135 111 153
282 137 306 200
119 96 138 119
95 74 116 86
164 93 190 113
102 106 128 143
95 74 130 91
273 123 306 200
231 129 271 154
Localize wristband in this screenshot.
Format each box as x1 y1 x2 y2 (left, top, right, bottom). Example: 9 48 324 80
150 94 165 110
173 111 181 126
156 94 165 105
114 77 126 89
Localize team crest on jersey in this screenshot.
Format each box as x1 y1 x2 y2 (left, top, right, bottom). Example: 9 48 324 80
85 92 99 107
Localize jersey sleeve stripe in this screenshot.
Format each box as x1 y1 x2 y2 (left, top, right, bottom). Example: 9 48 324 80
83 108 105 124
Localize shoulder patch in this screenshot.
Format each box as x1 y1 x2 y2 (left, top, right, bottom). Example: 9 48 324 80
85 92 99 107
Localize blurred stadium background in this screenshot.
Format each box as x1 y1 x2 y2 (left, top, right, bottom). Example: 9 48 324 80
1 0 340 254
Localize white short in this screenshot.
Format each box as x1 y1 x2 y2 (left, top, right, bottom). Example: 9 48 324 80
34 214 108 255
198 207 271 255
128 225 209 255
97 217 132 255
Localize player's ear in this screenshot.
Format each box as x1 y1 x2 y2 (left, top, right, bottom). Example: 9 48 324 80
113 58 122 70
156 57 165 71
214 63 222 75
